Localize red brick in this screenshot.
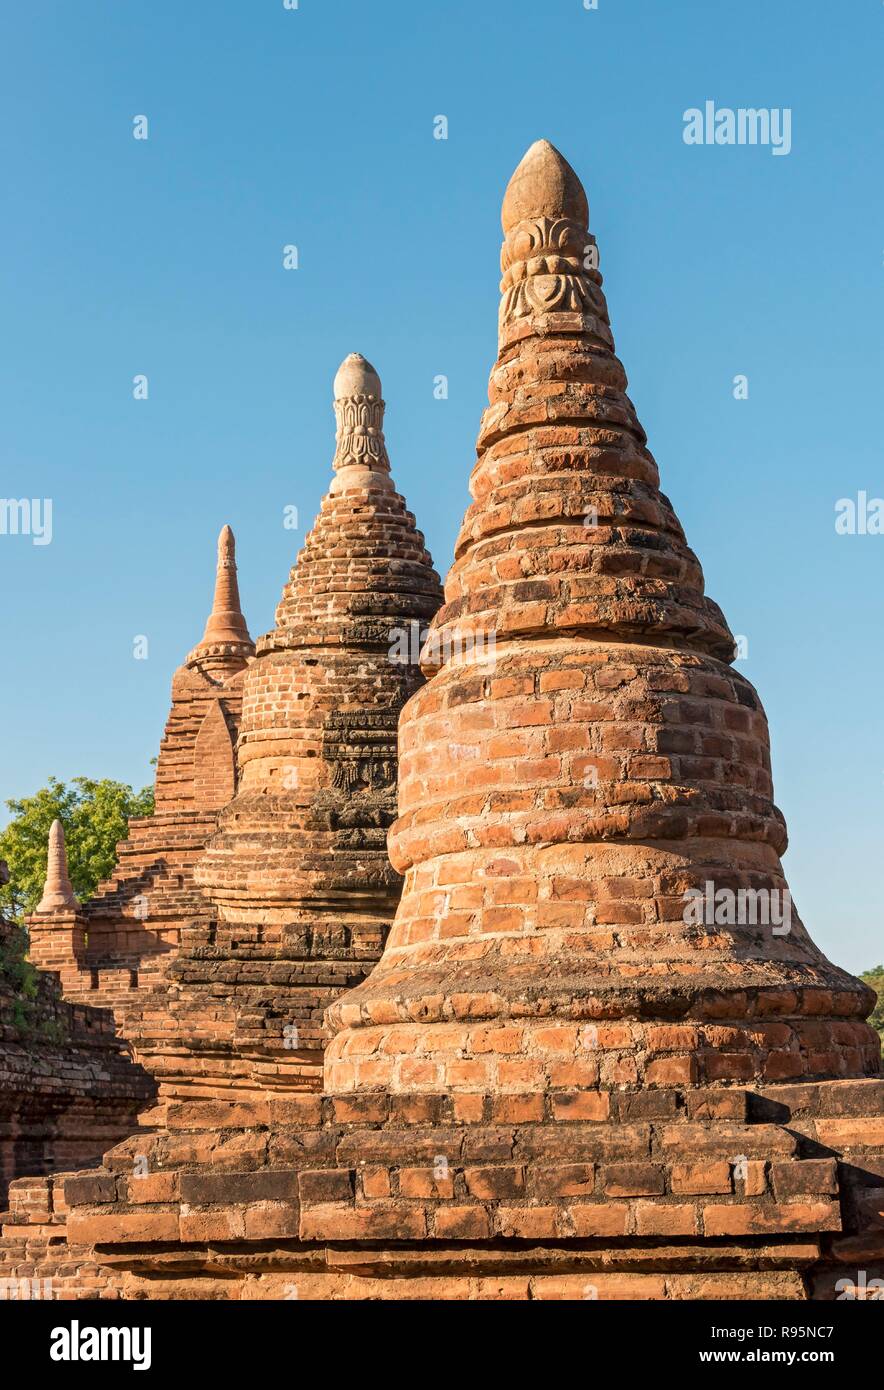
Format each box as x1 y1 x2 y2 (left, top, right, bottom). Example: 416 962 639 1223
702 1201 841 1237
670 1162 733 1196
433 1206 492 1239
634 1203 698 1236
602 1163 665 1197
769 1160 838 1199
569 1204 630 1237
551 1092 610 1122
496 1207 560 1239
464 1167 525 1200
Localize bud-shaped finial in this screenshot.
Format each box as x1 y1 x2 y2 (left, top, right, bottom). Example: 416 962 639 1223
333 352 383 403
35 819 78 913
501 139 589 232
330 353 392 494
498 141 599 345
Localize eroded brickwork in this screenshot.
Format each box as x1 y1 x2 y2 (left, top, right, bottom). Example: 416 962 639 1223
0 864 152 1212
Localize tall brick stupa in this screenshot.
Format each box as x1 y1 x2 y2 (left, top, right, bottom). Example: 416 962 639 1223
167 353 445 1093
325 142 878 1091
289 142 882 1298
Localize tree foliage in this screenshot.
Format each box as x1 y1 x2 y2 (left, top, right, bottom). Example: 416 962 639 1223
860 965 884 1044
0 776 154 922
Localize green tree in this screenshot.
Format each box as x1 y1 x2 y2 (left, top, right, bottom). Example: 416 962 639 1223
0 776 154 922
860 965 884 1044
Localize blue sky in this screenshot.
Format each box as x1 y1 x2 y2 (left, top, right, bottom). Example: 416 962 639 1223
1 0 881 972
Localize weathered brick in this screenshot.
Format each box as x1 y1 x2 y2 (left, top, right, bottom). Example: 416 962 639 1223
497 1207 559 1239
297 1169 354 1205
433 1206 492 1239
551 1092 610 1122
670 1162 733 1196
602 1163 665 1197
464 1166 525 1200
634 1202 698 1236
770 1160 838 1200
536 1164 595 1198
300 1202 427 1242
703 1201 841 1237
569 1204 630 1238
398 1167 455 1200
180 1170 299 1206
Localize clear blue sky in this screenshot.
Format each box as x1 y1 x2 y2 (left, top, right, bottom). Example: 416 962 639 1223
1 1 881 972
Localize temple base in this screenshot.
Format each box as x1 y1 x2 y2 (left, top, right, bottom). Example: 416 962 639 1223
4 1078 881 1301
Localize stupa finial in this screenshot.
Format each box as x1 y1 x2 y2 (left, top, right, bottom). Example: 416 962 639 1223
496 140 603 351
501 139 589 232
187 525 255 669
330 353 392 494
35 819 78 912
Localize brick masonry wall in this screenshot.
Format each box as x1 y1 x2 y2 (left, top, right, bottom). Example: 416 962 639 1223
0 913 153 1207
49 1079 884 1300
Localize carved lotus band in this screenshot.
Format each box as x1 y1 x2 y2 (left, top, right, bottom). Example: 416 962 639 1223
333 394 390 470
499 216 600 327
500 215 593 272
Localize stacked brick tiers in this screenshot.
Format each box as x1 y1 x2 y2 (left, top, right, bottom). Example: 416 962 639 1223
324 142 878 1092
27 527 254 1057
55 1080 884 1300
162 354 444 1094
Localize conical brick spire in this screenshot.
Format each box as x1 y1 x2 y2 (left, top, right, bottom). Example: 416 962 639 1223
325 142 879 1094
185 355 444 1088
187 525 254 672
35 819 77 913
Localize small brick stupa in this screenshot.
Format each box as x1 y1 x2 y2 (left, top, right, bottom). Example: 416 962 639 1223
157 353 444 1097
34 821 78 914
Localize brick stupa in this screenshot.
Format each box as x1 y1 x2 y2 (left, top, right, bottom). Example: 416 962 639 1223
325 142 878 1090
306 143 882 1296
34 821 78 914
158 353 445 1096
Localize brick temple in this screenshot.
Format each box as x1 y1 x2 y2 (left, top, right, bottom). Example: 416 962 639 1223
0 145 881 1301
27 523 254 1008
